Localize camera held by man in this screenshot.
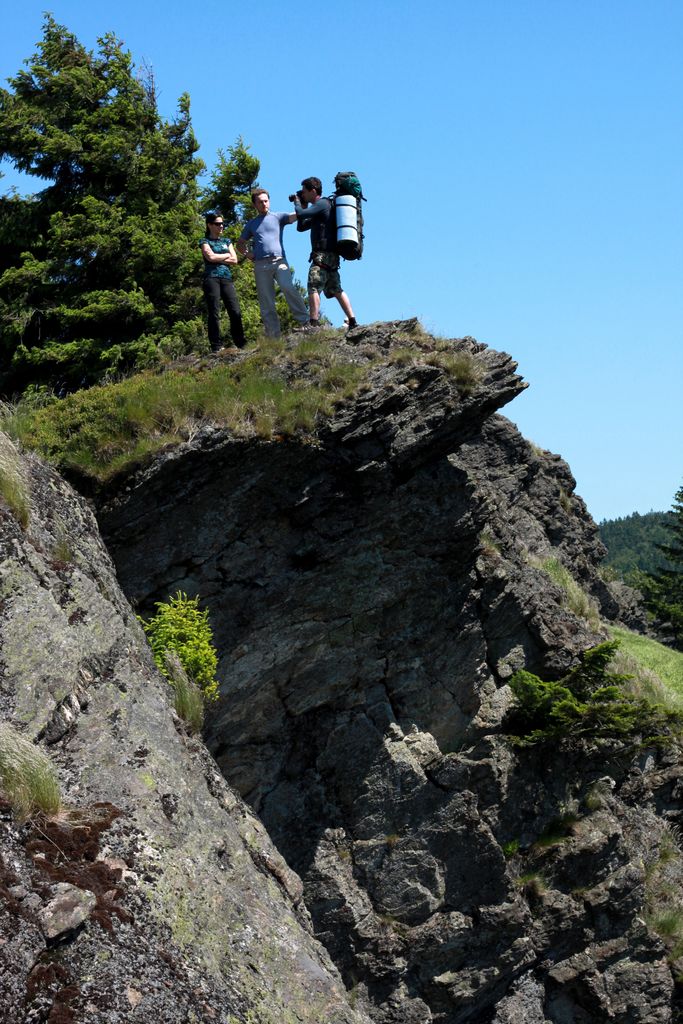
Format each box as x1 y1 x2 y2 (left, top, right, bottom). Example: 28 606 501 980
288 189 308 207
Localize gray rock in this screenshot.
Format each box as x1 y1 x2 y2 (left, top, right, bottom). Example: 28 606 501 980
0 434 370 1024
39 882 97 939
91 325 682 1023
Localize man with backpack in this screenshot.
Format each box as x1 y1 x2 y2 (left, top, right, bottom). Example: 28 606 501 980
292 177 358 330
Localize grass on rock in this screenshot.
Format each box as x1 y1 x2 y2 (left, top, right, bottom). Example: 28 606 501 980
610 627 683 706
1 327 486 484
2 345 364 482
0 724 61 819
0 433 30 527
537 556 601 629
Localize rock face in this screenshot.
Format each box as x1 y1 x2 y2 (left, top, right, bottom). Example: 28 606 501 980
2 323 679 1023
92 324 680 1023
0 433 370 1024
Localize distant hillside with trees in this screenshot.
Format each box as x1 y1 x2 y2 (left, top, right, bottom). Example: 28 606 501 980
599 510 672 581
636 486 683 650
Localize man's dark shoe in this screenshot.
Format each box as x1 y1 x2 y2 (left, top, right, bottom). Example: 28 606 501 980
346 318 358 329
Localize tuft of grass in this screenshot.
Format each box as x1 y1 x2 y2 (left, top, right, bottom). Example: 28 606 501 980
515 872 547 899
651 908 683 941
480 529 501 558
531 814 578 852
163 652 204 734
583 780 612 812
388 348 417 368
0 433 30 528
558 487 572 513
502 838 520 859
425 350 482 396
0 724 61 819
645 822 683 961
537 556 601 629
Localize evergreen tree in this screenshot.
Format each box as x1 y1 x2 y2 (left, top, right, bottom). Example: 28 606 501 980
201 138 260 230
0 16 204 393
641 484 683 648
507 640 683 746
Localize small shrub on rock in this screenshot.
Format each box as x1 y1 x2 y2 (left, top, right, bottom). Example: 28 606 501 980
506 640 683 747
142 592 219 705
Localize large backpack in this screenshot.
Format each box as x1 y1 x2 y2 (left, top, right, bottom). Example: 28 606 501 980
331 171 365 261
296 172 366 260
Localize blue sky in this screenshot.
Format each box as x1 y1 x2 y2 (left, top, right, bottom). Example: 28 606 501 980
2 0 681 523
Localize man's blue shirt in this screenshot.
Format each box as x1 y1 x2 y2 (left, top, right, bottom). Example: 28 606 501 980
240 211 291 261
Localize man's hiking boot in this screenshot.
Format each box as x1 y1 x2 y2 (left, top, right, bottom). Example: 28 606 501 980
345 318 358 330
293 320 321 334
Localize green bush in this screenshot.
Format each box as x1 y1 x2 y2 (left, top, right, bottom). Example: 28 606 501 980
506 641 683 747
0 724 61 819
142 592 219 704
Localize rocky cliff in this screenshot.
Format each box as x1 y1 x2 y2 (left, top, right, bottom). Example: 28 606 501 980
2 322 681 1023
0 432 371 1024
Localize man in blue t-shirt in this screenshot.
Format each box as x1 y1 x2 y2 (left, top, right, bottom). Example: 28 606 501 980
237 189 309 337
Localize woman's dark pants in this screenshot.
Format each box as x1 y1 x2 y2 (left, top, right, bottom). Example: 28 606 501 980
203 277 246 350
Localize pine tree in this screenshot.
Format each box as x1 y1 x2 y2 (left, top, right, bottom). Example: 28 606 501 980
200 138 260 230
0 16 204 393
641 485 683 648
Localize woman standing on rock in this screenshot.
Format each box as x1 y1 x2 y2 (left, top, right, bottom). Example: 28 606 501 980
200 213 246 352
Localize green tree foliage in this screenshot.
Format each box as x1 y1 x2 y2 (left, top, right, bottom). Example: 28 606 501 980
506 641 683 746
639 485 683 649
141 591 219 703
201 137 260 232
0 16 204 393
599 510 672 581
